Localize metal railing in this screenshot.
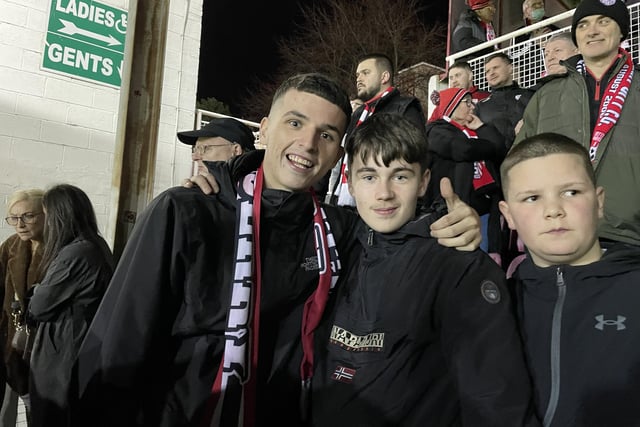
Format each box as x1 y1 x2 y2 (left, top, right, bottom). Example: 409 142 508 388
446 3 640 92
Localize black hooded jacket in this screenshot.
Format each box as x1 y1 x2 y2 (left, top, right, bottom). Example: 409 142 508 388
511 244 640 426
312 214 539 427
74 150 360 427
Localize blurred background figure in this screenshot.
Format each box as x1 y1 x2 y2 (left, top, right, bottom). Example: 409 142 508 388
177 117 256 175
0 189 46 426
27 184 114 427
542 32 578 76
515 0 559 44
447 60 490 101
426 88 505 260
451 0 498 58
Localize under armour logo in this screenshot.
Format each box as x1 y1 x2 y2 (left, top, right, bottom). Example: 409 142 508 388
594 314 626 331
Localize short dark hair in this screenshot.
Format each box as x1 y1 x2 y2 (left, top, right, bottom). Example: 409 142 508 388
357 53 395 78
346 113 430 174
484 52 513 66
271 73 352 121
501 133 596 197
40 184 102 274
449 60 472 73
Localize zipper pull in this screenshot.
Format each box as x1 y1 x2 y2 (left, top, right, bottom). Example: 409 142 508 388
556 267 565 287
367 228 374 246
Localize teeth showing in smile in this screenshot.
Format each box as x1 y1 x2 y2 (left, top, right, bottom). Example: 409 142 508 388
287 154 312 168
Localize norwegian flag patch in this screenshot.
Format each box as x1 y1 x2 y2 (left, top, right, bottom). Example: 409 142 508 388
332 365 356 383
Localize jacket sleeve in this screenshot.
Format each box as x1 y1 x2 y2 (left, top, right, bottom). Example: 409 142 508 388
513 91 541 147
441 252 540 427
74 190 187 423
28 248 79 322
427 123 506 162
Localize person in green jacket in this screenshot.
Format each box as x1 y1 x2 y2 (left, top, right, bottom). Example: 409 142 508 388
514 0 639 246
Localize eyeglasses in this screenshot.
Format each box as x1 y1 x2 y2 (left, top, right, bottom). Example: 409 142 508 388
462 98 474 106
191 143 232 155
5 212 42 226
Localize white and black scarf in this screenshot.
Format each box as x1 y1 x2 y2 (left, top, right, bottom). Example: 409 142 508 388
204 166 340 426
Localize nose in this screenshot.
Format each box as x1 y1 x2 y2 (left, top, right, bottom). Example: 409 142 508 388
375 180 394 201
544 200 565 219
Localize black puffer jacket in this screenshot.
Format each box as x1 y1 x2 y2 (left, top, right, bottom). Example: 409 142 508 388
75 150 360 427
511 244 640 427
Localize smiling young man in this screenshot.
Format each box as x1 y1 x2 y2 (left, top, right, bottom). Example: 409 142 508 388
74 73 360 427
312 113 539 427
514 0 640 247
499 133 640 426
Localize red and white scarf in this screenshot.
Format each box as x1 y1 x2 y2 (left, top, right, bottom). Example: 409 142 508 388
444 116 496 190
577 48 634 162
204 166 340 426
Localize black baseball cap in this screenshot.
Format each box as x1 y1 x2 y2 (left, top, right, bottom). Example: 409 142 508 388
177 117 256 151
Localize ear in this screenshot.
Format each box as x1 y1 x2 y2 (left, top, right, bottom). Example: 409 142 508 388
381 70 391 85
417 169 431 197
232 143 243 156
259 117 269 145
498 200 517 230
347 168 354 199
595 186 605 219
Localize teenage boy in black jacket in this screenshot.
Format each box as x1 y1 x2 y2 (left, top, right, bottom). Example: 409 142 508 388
499 133 640 426
312 113 539 426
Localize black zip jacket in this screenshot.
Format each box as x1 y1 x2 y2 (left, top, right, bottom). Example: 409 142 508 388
475 82 534 150
74 151 359 427
312 214 539 427
512 244 640 427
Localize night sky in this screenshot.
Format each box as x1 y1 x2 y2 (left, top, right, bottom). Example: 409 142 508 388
197 0 449 116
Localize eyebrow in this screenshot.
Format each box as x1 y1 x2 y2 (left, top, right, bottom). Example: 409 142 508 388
283 109 342 135
355 165 415 174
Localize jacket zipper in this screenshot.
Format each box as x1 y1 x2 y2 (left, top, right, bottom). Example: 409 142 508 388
367 228 374 246
543 268 566 427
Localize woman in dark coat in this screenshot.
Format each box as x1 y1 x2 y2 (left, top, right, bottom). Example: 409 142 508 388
27 184 114 427
426 88 506 262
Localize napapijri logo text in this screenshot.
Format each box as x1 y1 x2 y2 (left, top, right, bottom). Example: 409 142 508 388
330 325 384 351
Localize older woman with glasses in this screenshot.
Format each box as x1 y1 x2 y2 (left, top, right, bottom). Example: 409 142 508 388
0 188 46 425
425 88 506 263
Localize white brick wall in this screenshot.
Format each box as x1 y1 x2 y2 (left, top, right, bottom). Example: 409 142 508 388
0 0 203 244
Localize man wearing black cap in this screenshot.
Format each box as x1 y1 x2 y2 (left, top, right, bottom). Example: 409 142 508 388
177 117 256 174
515 0 640 247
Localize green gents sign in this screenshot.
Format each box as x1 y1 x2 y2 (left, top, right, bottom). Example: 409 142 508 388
43 0 128 87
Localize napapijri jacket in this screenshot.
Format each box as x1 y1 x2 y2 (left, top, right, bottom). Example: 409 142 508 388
511 243 640 427
312 214 540 427
74 150 360 427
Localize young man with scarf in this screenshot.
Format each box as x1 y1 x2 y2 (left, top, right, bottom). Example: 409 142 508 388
73 73 358 427
74 73 481 427
515 0 640 247
311 113 539 427
325 53 425 207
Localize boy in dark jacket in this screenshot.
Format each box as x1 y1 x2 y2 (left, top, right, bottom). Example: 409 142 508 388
498 133 640 426
312 113 539 426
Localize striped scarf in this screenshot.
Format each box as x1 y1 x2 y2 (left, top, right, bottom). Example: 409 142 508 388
204 166 341 426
